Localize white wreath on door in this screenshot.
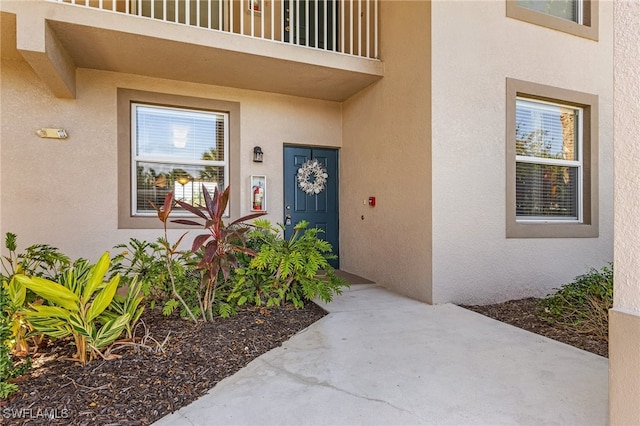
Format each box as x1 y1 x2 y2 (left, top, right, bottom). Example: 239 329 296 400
297 160 328 195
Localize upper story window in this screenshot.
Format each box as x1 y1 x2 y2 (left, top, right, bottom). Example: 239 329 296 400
131 104 229 216
516 0 582 24
506 78 599 238
506 0 598 41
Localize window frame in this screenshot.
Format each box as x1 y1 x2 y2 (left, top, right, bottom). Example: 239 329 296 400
506 0 598 41
130 103 230 217
118 89 241 229
506 78 598 238
515 98 583 223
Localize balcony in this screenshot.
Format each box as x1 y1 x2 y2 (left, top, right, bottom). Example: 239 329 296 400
0 0 383 101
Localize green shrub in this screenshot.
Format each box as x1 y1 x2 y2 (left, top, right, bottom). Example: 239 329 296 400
155 247 204 320
151 186 264 322
101 277 145 340
111 238 169 300
0 232 70 283
536 263 613 341
0 232 70 354
111 238 202 318
0 283 30 399
225 219 348 313
16 253 137 365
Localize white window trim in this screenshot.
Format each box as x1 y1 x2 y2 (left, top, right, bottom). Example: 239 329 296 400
130 103 230 217
515 97 584 223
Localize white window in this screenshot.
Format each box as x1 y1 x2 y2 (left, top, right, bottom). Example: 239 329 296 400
131 103 229 216
515 98 582 222
516 0 582 24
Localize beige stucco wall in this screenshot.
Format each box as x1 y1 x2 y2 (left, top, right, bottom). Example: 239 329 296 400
1 1 616 309
0 54 342 260
610 1 640 423
430 0 613 304
612 1 640 313
341 0 432 302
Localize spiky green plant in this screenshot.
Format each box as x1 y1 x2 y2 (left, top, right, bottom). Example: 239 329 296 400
16 253 132 365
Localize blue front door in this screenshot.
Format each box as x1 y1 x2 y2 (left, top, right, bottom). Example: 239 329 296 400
284 146 339 268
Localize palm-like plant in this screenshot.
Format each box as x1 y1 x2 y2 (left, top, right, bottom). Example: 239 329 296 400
153 185 265 321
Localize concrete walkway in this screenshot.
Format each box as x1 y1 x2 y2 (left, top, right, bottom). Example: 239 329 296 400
155 284 608 426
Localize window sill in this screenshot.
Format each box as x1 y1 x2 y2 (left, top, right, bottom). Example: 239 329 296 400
507 222 598 238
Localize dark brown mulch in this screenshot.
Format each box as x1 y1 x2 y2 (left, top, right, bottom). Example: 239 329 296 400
1 303 326 425
461 297 608 358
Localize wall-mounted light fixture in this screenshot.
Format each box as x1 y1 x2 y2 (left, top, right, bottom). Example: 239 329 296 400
253 146 264 163
36 128 68 139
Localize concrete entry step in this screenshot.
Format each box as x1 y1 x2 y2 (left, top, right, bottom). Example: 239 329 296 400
335 270 375 285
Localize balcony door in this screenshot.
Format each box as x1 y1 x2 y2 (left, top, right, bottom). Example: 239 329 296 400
284 0 338 50
134 0 223 29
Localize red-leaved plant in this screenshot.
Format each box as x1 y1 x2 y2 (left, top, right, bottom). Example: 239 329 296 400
152 185 265 321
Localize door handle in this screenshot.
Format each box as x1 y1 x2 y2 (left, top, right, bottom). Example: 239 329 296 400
285 214 292 226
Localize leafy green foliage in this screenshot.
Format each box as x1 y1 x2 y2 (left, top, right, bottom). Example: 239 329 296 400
110 238 202 320
1 232 70 282
16 253 136 365
102 278 145 339
110 239 168 299
153 186 265 322
536 263 613 341
0 233 70 354
227 220 348 311
149 191 200 323
162 299 180 316
3 276 29 354
0 283 30 399
155 251 203 320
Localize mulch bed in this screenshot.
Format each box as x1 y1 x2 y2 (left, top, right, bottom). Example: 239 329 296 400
461 297 608 358
1 303 326 425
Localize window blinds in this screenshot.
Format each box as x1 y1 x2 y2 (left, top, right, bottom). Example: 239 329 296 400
515 98 581 221
132 104 228 214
